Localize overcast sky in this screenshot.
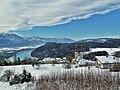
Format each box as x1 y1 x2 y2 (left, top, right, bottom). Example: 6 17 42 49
0 0 120 40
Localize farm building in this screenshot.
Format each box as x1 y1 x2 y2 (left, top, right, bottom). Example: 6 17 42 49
94 56 119 69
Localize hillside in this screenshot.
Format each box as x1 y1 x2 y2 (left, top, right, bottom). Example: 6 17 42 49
31 38 120 60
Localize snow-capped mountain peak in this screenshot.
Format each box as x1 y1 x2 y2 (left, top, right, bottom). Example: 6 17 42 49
0 33 74 48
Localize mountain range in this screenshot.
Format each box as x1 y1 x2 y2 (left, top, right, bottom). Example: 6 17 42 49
0 33 119 59
0 33 74 48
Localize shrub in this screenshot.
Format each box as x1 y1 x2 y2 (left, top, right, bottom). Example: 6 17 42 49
9 69 33 85
0 69 14 82
110 63 120 72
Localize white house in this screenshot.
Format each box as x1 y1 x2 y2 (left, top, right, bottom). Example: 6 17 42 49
94 56 119 69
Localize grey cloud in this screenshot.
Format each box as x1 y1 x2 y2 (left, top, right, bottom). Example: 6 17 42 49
0 0 120 32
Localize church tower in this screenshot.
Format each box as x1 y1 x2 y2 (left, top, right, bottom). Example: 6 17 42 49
80 45 84 59
74 49 78 61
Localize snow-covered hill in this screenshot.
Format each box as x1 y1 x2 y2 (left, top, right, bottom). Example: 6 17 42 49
90 48 120 55
79 38 113 43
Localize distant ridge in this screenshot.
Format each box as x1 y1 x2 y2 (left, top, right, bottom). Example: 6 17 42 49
78 38 114 43
0 33 75 48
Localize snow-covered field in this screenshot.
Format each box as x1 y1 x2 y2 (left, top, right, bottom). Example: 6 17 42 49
90 48 120 55
0 64 61 90
0 48 120 90
0 64 109 90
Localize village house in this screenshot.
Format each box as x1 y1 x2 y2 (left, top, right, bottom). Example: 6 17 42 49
41 58 56 64
57 57 70 64
41 57 69 64
94 56 119 69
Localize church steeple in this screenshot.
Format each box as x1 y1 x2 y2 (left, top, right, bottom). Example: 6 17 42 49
74 49 78 61
80 45 84 59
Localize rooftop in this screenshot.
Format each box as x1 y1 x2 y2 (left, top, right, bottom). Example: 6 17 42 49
95 56 119 64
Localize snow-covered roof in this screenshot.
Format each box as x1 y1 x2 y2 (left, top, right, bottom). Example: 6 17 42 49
78 59 95 65
95 56 118 64
42 58 68 63
56 58 62 61
42 58 55 62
